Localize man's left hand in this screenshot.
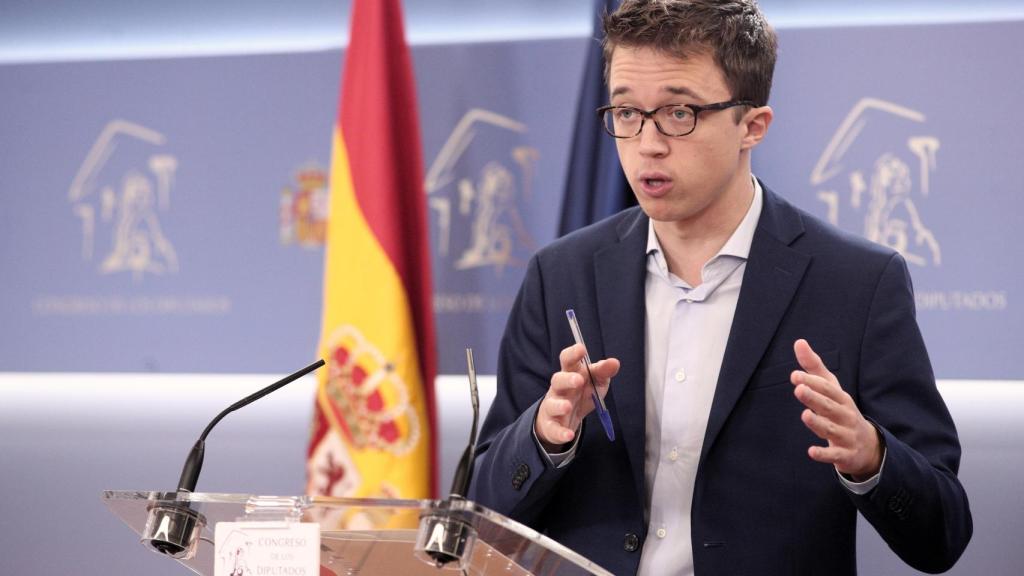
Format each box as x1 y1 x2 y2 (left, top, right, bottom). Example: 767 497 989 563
791 338 882 481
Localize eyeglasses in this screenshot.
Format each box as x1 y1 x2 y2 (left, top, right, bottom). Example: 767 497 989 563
596 100 754 138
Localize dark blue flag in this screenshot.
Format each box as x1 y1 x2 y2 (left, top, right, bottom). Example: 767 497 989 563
558 0 635 236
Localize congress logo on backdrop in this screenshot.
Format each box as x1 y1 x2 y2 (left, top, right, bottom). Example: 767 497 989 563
35 119 231 319
422 108 549 373
69 119 179 280
811 98 942 267
810 97 1006 313
425 108 540 277
279 164 329 247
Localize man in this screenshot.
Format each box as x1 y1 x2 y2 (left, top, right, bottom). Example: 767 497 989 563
468 1 972 575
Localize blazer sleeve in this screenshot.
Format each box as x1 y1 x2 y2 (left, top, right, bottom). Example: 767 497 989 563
467 254 573 526
849 252 973 573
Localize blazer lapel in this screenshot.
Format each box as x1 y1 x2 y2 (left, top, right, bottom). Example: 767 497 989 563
699 186 810 464
594 208 649 506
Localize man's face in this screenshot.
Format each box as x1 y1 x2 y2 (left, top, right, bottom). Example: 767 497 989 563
608 46 757 230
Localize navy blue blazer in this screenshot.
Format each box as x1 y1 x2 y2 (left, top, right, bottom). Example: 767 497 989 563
468 185 971 575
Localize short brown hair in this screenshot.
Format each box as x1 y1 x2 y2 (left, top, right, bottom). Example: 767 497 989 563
602 0 778 107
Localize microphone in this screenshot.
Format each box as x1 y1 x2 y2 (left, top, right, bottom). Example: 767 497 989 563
176 358 325 492
448 348 480 498
414 348 480 569
142 358 326 558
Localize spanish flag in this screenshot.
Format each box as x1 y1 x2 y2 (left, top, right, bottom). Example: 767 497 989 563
307 0 437 509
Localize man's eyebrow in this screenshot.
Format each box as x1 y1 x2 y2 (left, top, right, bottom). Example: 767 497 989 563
609 85 701 99
665 85 700 99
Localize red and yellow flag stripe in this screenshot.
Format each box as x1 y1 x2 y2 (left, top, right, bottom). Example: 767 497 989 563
307 0 437 506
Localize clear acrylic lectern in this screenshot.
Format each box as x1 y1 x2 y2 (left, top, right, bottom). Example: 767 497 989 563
101 491 614 576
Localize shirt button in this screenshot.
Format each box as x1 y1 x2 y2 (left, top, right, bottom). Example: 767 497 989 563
668 448 679 461
674 369 686 382
656 527 667 539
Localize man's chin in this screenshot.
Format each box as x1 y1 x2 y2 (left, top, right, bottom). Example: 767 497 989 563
636 197 681 222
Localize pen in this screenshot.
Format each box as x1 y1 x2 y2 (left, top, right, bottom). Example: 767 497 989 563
566 309 615 441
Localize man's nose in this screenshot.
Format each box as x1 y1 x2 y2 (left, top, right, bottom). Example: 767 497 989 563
637 119 670 156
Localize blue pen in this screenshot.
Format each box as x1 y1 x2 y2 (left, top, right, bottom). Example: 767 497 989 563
566 309 615 441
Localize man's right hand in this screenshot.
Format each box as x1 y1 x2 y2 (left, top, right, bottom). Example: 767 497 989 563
535 343 620 452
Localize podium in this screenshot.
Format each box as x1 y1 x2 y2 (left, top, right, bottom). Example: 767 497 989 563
102 490 614 576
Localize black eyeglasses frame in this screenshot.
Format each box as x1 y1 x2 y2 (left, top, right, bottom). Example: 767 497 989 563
595 99 755 138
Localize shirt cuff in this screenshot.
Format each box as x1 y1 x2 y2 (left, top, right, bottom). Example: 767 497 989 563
836 444 887 495
532 419 582 469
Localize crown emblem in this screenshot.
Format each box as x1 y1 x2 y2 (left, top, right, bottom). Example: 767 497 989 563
322 326 419 455
280 164 328 247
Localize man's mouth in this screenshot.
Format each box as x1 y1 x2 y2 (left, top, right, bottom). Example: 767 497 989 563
639 173 672 195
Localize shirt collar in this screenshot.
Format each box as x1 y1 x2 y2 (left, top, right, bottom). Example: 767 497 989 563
646 176 764 263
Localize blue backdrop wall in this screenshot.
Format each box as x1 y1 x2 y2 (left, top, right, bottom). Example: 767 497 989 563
1 21 1020 378
1 4 1023 576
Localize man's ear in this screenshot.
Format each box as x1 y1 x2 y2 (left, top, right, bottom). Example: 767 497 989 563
740 105 773 150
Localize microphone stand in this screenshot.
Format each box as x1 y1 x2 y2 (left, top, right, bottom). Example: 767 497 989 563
141 359 325 558
415 348 481 571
